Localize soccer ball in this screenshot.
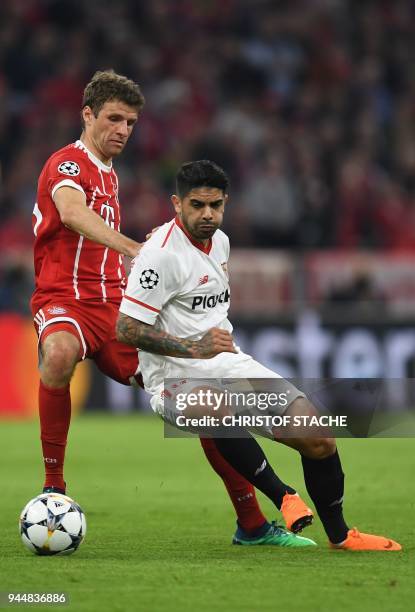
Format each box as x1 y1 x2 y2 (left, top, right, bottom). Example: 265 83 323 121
19 493 86 556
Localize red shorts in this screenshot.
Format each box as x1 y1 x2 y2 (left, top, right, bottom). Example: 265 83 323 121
32 300 141 386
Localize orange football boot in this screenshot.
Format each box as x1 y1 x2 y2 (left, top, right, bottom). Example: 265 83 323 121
330 528 402 551
281 493 314 533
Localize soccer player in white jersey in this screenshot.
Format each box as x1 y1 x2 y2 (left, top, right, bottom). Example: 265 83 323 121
116 160 401 551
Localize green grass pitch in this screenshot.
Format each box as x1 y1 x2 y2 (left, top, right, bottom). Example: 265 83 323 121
0 414 413 612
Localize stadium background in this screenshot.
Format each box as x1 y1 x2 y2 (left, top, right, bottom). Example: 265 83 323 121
1 0 415 418
1 4 414 611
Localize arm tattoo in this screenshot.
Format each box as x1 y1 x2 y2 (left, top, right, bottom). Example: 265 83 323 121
116 313 199 358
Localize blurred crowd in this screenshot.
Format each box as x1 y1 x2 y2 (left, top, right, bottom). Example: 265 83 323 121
1 0 415 313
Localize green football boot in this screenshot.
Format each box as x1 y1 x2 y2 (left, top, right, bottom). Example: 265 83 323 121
232 521 317 547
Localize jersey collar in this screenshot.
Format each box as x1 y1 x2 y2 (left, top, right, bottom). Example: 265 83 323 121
75 140 112 173
175 216 212 254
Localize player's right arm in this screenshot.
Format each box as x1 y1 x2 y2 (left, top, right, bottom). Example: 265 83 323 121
117 245 237 358
54 186 141 258
116 314 236 359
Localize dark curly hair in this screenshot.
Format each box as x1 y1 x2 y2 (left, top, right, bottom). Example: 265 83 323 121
176 160 229 199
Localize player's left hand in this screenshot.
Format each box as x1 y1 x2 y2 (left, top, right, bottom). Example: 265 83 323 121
195 327 238 358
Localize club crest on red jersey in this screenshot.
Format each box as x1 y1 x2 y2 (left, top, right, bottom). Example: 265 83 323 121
58 161 80 176
47 306 67 315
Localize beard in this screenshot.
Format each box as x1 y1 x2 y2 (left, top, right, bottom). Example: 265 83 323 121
191 222 218 239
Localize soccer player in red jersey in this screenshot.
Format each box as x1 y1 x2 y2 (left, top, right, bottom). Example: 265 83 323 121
31 71 145 494
32 70 307 544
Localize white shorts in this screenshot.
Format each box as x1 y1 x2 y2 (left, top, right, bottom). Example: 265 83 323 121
150 351 305 437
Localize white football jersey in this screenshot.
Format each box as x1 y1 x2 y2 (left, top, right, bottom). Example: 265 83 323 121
119 216 233 393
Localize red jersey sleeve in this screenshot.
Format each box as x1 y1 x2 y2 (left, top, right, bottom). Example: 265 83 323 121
45 148 90 201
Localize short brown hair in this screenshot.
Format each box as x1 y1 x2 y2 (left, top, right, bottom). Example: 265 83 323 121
81 70 145 126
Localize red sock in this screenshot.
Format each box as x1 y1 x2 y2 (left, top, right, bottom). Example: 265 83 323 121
39 380 71 491
200 437 267 533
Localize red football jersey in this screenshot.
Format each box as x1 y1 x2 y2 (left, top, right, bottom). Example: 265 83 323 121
31 140 127 312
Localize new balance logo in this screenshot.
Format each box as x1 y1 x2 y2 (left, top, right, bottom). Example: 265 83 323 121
44 457 57 464
198 275 209 285
254 460 267 476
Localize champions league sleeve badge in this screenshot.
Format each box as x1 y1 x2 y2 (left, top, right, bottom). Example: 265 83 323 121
139 269 160 289
58 161 81 176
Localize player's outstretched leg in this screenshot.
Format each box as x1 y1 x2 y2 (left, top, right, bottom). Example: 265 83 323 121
301 449 401 551
200 437 313 545
300 444 349 545
39 330 81 494
211 430 315 544
301 438 402 551
279 398 402 551
202 437 313 536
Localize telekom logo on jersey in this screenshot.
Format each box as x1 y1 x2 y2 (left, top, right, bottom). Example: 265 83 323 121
100 202 115 229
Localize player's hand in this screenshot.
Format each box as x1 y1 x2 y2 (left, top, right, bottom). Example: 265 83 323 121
125 241 143 259
195 328 237 358
125 242 143 271
146 226 161 241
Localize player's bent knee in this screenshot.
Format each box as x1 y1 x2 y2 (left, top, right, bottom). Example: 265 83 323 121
41 332 80 384
278 435 336 458
301 437 337 459
42 351 77 383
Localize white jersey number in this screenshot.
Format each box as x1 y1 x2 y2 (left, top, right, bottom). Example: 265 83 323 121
33 202 43 236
